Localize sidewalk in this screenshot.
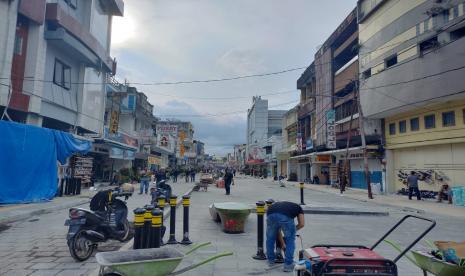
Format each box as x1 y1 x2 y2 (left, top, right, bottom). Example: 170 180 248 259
0 189 95 225
277 178 465 218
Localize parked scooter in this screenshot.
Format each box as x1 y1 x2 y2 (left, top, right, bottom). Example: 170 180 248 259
65 185 133 262
150 179 172 205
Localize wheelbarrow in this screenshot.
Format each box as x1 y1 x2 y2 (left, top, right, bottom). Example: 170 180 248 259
96 242 232 276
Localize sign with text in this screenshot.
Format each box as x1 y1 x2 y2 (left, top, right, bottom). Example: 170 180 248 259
326 109 336 149
156 124 178 136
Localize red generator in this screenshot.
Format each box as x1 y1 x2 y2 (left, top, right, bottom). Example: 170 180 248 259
296 215 436 276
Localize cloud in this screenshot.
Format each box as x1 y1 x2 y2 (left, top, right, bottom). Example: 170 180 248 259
154 100 246 155
110 0 358 155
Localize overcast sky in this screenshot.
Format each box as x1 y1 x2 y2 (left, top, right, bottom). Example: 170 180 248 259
111 0 357 156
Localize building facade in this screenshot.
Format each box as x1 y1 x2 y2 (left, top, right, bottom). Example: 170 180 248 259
0 0 123 136
246 96 286 176
358 0 465 192
292 8 384 188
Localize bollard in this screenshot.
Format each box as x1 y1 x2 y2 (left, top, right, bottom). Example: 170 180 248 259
180 195 192 245
157 195 166 245
167 195 178 244
133 208 146 249
265 199 274 210
300 182 306 205
252 201 267 260
143 205 154 248
151 208 162 248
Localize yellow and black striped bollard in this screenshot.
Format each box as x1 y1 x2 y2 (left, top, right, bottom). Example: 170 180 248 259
133 208 146 249
167 195 178 244
151 208 162 248
180 195 192 245
142 205 154 248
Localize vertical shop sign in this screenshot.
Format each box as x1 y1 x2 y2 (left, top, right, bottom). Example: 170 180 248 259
109 110 119 134
326 109 336 149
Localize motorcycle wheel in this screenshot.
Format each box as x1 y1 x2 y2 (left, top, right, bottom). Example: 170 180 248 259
118 219 133 242
68 229 95 262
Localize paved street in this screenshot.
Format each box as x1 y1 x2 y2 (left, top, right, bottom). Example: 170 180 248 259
0 182 192 276
161 176 465 276
1 177 464 275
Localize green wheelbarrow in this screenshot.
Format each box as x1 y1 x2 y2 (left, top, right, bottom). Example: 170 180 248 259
96 242 232 276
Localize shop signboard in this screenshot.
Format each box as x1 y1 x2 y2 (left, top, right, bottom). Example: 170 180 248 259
148 156 161 165
315 155 331 163
104 127 138 148
109 110 119 134
326 109 336 149
156 124 178 136
110 147 124 159
124 150 135 160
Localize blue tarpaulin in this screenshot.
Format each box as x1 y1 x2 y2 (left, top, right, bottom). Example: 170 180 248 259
0 121 92 204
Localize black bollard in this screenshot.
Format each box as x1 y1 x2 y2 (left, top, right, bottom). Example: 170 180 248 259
133 208 146 249
157 195 166 245
265 199 283 263
300 182 306 205
180 195 192 245
143 205 154 248
252 201 267 260
167 195 178 244
151 208 162 248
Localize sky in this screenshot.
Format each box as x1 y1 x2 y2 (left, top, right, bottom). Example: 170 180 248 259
111 0 357 156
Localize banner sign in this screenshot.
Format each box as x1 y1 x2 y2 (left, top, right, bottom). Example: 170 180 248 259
326 109 336 149
156 125 178 136
104 127 138 148
109 110 119 134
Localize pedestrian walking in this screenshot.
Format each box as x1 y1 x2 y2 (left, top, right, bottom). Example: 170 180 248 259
173 169 178 183
139 169 150 194
224 168 234 195
407 171 421 200
266 201 305 272
190 169 196 182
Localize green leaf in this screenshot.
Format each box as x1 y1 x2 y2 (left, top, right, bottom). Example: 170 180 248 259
383 239 418 266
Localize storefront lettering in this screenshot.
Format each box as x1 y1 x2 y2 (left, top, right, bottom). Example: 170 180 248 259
326 110 336 149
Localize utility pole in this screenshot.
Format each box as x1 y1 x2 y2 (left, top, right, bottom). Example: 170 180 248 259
355 80 373 199
342 81 358 194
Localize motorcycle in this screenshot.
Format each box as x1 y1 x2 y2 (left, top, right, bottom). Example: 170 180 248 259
150 179 172 205
65 187 133 262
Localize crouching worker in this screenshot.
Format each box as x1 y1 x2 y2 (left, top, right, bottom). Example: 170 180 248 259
266 201 305 272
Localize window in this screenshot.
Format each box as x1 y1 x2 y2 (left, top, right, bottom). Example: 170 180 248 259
450 26 465 41
389 123 396 135
64 0 77 9
14 35 23 55
442 111 456 127
424 114 436 129
399 120 406 133
363 68 372 79
410 117 420 131
419 36 439 56
53 59 71 90
385 55 397 68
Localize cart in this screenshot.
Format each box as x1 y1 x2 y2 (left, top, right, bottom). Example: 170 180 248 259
96 242 232 276
296 215 436 276
412 250 465 276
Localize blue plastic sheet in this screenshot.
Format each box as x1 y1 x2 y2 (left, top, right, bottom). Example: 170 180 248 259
0 121 92 204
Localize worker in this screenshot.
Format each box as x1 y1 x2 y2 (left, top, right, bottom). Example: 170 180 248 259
266 201 305 272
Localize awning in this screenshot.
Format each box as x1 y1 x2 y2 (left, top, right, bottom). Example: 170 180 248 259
290 145 379 160
95 138 138 151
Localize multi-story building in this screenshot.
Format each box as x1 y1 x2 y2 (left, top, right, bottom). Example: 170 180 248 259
276 107 299 180
246 96 286 176
292 8 383 187
233 144 247 170
0 0 123 135
358 0 465 192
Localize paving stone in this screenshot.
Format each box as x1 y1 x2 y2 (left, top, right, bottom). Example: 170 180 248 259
30 257 57 263
28 262 59 270
54 257 75 263
6 262 34 270
28 270 61 276
56 269 86 276
3 269 33 276
54 262 83 269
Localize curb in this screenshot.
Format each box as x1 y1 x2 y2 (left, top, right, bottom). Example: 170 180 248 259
250 205 388 216
0 198 90 225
